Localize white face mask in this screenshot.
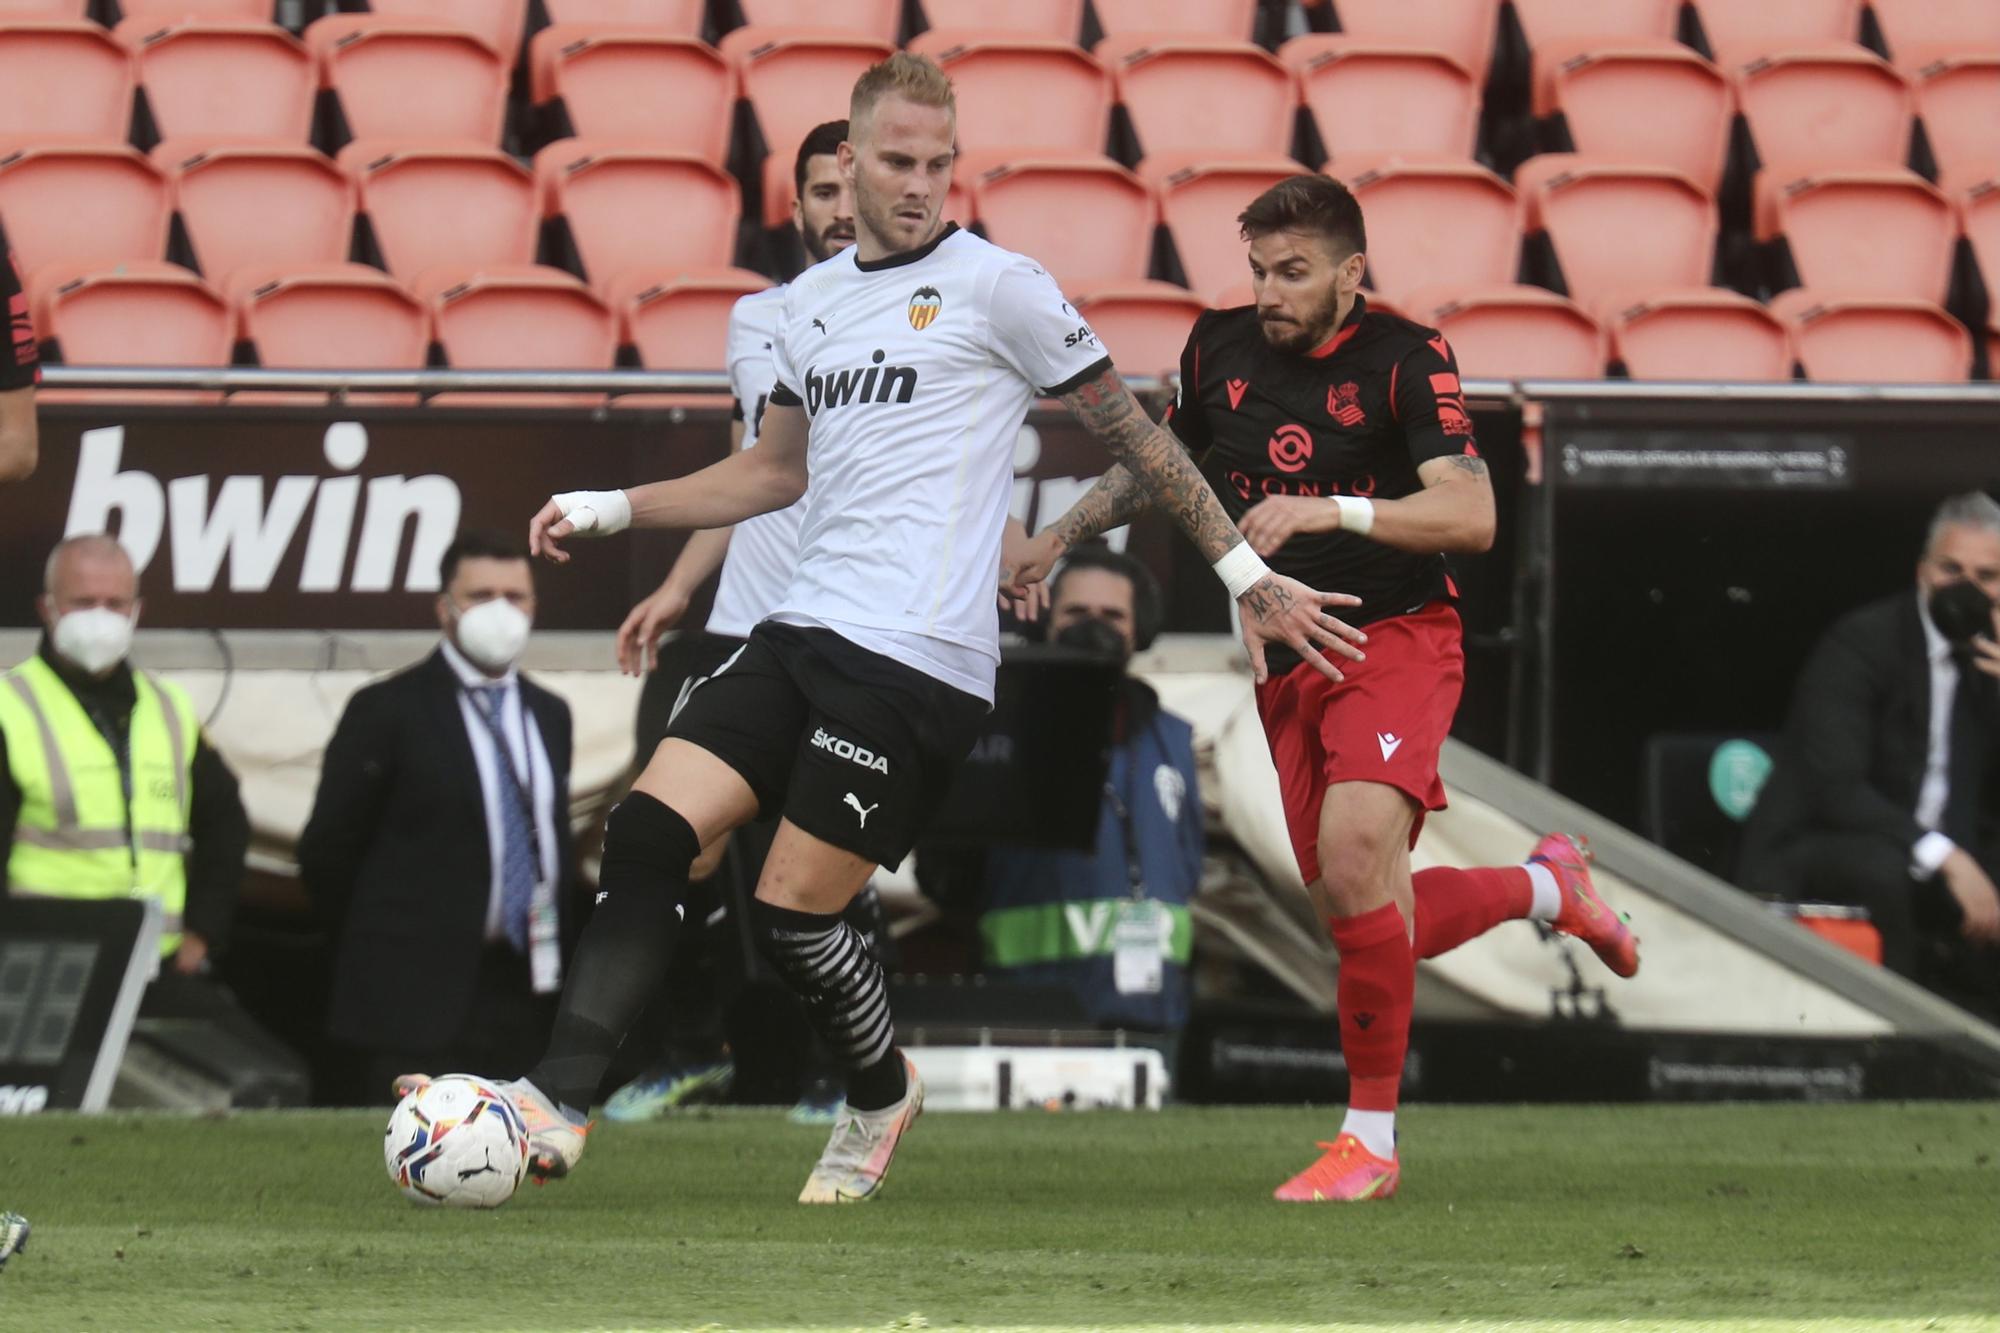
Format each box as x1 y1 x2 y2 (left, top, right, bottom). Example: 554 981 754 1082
52 606 135 676
453 598 532 674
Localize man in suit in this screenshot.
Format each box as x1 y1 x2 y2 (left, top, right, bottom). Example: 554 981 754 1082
301 530 578 1103
1742 492 2000 1017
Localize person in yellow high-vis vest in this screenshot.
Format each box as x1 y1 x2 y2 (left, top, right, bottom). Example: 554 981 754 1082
0 534 248 978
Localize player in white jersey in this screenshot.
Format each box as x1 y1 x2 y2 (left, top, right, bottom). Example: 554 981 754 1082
472 54 1367 1202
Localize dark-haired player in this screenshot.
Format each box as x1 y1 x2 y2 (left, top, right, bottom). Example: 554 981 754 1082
1034 174 1640 1202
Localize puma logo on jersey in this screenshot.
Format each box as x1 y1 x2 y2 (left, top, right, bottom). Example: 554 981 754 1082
812 727 891 773
844 793 879 828
1378 733 1404 761
804 349 918 415
811 318 829 336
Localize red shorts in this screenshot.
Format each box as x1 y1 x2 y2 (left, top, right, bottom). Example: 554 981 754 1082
1252 601 1464 885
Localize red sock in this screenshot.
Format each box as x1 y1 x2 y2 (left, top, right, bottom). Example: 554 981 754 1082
1411 866 1532 960
1327 902 1415 1113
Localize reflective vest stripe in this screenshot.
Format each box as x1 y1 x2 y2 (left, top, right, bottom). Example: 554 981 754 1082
144 670 189 815
4 672 76 827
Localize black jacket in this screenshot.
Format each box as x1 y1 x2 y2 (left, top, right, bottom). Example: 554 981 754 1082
0 642 248 953
1741 591 2000 874
298 649 578 1050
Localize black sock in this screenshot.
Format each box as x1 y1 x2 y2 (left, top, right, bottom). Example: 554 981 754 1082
751 899 907 1112
526 791 699 1112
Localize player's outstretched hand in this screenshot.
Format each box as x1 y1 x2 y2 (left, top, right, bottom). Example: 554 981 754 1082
1236 571 1366 685
530 490 633 564
998 527 1064 621
616 582 692 676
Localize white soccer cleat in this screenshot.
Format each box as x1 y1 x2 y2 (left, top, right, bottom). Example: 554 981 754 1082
798 1055 923 1204
393 1072 589 1181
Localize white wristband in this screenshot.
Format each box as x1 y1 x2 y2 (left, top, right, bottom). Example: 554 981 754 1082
1334 495 1376 537
1212 541 1270 599
550 489 632 536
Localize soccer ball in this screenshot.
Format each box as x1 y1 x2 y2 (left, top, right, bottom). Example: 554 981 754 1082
383 1075 531 1208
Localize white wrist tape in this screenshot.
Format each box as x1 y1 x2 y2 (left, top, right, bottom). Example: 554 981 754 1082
551 489 632 536
1212 541 1271 599
1334 495 1376 537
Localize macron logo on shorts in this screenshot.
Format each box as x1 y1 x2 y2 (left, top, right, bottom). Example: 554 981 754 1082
812 727 890 773
1377 732 1403 762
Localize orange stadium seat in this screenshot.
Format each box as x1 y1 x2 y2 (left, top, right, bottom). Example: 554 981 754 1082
365 0 530 69
906 31 1112 157
917 0 1083 42
341 140 538 284
231 261 428 404
155 141 353 287
1507 0 1680 48
540 0 704 32
1685 0 1861 63
1091 0 1257 41
1404 284 1605 378
718 27 893 168
0 21 135 141
1278 38 1479 163
1911 55 2000 184
1340 154 1521 304
121 0 271 17
529 28 732 160
964 151 1154 286
1515 154 1715 312
1408 286 1608 376
1605 287 1792 379
1755 163 1954 304
611 265 769 405
1532 39 1733 190
1869 0 2000 70
1099 35 1295 164
35 261 232 402
736 0 900 44
305 14 507 146
1769 287 1970 381
1731 45 1913 172
536 141 738 292
0 1 89 15
1314 0 1500 88
1072 280 1204 377
417 263 617 404
1958 179 2000 318
0 142 168 281
118 18 314 144
1143 154 1308 303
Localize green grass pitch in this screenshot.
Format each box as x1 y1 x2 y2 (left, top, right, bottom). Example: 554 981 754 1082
2 1102 1997 1331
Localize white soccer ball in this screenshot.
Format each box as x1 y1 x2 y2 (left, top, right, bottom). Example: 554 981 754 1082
383 1075 531 1208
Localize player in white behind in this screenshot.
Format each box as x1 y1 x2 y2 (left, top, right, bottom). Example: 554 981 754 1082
460 54 1365 1204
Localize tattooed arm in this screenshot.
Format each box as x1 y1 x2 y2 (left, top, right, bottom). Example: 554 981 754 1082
1055 363 1367 682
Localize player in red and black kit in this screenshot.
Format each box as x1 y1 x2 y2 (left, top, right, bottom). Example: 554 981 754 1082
1030 175 1639 1201
0 247 38 482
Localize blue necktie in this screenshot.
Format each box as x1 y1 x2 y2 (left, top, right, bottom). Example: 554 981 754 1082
471 685 536 952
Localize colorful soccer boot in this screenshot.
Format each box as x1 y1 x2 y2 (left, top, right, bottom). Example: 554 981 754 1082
1531 832 1641 978
1272 1134 1400 1202
797 1055 923 1204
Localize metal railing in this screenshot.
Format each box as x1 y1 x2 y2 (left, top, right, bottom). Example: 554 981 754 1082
33 366 2000 405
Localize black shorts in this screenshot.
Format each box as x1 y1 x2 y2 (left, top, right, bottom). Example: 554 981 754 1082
636 629 749 759
665 621 990 866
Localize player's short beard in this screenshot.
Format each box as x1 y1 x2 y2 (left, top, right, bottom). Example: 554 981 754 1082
802 216 855 264
1259 283 1346 354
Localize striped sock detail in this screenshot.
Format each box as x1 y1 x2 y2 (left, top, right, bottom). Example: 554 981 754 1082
756 905 895 1071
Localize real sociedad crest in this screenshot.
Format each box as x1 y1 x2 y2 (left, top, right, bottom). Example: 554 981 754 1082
908 285 943 331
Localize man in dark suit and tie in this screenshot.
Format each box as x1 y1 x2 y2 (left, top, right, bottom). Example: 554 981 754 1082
301 531 579 1102
1741 492 2000 1018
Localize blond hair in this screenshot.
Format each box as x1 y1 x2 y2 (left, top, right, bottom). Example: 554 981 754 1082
849 52 955 131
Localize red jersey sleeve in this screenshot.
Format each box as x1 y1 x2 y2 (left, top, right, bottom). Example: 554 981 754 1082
1 249 38 390
1391 331 1474 466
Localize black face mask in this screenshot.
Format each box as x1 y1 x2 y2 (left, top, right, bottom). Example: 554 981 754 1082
1928 579 1994 649
1054 616 1130 664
